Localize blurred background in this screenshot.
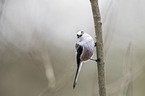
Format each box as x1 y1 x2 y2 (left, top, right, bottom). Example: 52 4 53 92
0 0 145 96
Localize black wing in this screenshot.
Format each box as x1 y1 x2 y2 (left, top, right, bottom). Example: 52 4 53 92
76 45 83 67
73 45 83 88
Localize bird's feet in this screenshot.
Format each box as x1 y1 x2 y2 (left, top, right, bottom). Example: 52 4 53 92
90 58 101 62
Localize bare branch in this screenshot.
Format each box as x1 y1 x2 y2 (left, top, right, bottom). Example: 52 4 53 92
90 0 106 96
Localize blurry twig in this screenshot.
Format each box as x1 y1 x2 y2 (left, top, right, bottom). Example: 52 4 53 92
29 51 56 96
29 51 45 73
119 42 133 96
29 51 56 89
0 0 7 32
104 24 114 57
102 0 113 24
102 0 124 59
107 43 145 96
125 44 133 96
107 59 145 95
0 0 6 20
41 53 56 88
103 2 118 57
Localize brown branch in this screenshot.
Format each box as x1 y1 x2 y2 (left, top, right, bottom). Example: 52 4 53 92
90 0 106 96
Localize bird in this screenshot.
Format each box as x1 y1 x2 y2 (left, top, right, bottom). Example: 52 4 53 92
73 31 96 88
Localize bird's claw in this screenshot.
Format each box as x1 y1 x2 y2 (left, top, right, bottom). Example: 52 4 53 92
95 42 97 47
95 58 101 62
90 58 101 62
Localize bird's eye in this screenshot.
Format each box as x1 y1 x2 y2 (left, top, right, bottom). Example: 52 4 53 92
81 31 84 34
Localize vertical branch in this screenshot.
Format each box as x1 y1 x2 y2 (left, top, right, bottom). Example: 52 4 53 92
90 0 106 96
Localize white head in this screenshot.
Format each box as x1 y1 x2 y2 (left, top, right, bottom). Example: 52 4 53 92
76 31 84 38
76 31 91 39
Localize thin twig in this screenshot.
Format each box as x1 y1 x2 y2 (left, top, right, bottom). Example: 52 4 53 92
90 0 106 96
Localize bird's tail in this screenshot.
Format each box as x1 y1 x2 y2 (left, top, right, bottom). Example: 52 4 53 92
73 62 83 88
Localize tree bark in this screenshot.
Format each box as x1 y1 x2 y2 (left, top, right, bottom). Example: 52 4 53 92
90 0 106 96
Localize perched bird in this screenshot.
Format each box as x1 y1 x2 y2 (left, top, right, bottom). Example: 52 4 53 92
73 31 96 88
